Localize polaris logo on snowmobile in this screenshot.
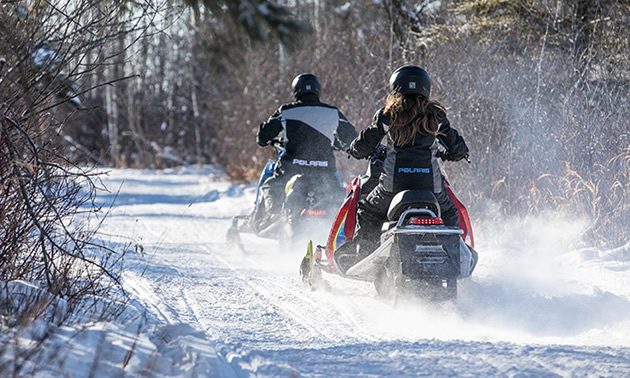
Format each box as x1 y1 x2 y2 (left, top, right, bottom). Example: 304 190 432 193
414 244 448 263
293 158 328 167
398 167 430 174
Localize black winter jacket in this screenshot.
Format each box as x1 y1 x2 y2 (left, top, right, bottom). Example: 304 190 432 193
257 95 357 174
349 108 468 193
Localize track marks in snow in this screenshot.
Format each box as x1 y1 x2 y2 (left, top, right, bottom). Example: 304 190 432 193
210 249 346 345
242 277 334 341
210 244 387 345
256 276 384 343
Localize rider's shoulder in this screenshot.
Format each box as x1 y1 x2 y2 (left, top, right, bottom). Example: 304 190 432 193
436 108 448 120
283 100 340 112
314 101 338 110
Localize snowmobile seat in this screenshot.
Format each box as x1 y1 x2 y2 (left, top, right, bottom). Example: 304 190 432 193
387 190 441 221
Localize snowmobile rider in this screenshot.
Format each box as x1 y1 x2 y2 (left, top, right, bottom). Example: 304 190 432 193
255 73 358 229
343 65 469 266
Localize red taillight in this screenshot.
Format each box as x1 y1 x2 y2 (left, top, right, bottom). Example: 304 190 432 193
303 209 327 216
407 217 444 225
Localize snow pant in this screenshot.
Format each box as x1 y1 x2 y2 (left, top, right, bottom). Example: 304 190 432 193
260 170 293 219
354 180 459 260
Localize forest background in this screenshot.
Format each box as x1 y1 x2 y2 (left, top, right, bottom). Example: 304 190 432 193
1 0 630 335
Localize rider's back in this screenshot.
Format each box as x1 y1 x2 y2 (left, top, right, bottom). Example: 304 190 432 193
257 94 356 175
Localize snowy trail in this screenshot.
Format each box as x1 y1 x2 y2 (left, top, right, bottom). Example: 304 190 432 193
96 166 630 376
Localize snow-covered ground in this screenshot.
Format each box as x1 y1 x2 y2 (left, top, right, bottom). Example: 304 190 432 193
8 165 630 376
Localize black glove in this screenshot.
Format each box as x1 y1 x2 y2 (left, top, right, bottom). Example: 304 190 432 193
449 150 469 162
453 152 469 162
448 138 469 161
437 150 469 162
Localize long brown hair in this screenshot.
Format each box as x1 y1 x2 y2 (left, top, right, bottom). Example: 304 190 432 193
384 92 446 146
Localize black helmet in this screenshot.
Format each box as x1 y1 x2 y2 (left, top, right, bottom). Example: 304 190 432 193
292 73 321 100
389 65 431 97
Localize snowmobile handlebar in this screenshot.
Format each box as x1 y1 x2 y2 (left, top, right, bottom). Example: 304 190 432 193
269 138 286 149
374 144 387 159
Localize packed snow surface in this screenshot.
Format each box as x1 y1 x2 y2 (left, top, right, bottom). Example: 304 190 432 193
34 166 630 376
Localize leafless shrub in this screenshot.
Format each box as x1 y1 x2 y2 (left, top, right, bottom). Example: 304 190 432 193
0 101 126 304
0 0 159 374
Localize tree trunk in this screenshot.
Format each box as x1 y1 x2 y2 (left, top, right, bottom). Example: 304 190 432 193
105 66 119 167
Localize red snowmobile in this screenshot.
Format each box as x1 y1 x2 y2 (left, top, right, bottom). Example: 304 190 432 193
300 148 478 302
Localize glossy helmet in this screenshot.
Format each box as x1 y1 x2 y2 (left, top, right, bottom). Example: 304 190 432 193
292 73 321 100
389 65 431 97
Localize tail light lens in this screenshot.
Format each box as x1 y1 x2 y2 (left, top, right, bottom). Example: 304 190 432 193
407 217 444 225
302 209 327 216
